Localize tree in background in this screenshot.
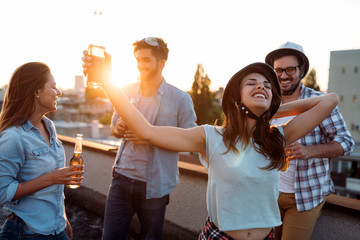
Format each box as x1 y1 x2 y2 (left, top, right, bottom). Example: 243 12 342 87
303 68 320 91
189 64 223 125
99 112 113 125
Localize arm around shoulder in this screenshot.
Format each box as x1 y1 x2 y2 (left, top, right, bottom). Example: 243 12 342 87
282 93 339 145
275 93 338 119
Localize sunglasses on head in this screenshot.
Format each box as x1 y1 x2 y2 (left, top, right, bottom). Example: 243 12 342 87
143 37 159 47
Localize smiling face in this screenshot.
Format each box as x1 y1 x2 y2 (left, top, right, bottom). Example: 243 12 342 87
273 55 301 95
135 48 164 83
240 72 273 116
35 73 62 114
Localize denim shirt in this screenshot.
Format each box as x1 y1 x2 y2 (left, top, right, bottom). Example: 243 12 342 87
0 117 66 235
112 79 197 198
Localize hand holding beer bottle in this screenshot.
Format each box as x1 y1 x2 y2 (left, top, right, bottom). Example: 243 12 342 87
67 134 84 189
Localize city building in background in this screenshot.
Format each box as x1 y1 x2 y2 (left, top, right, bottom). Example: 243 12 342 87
327 49 360 198
328 49 360 143
47 75 118 146
74 75 85 96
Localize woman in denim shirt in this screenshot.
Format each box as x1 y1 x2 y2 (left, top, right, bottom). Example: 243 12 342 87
0 62 84 240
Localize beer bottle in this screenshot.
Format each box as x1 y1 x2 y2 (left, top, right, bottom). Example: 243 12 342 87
281 157 290 172
67 134 84 189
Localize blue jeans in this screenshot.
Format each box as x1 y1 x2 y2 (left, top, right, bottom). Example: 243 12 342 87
0 214 69 240
102 172 169 240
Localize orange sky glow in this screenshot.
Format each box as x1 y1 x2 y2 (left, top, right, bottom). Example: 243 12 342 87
1 0 360 93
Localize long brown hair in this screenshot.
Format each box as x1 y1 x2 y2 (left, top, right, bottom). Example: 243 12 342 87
221 63 286 171
0 62 51 132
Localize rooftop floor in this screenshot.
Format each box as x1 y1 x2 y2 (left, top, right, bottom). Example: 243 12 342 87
1 137 359 240
0 202 141 240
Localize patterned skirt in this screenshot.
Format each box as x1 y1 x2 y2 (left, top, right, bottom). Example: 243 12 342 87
198 217 275 240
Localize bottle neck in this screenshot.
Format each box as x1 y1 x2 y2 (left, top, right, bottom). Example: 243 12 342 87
73 152 82 157
74 138 83 154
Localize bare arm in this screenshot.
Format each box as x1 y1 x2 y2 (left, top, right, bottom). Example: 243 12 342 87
273 98 316 119
281 93 339 146
306 141 344 158
13 165 84 200
286 141 344 161
103 82 206 154
111 117 151 145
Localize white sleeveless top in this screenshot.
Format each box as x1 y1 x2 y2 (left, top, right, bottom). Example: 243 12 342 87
199 125 283 231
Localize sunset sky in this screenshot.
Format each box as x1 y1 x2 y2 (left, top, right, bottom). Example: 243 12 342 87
1 0 360 92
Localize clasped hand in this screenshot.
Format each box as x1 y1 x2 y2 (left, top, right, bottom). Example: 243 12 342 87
114 119 149 145
285 142 309 160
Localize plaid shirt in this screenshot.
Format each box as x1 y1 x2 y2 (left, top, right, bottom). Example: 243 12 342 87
291 84 355 212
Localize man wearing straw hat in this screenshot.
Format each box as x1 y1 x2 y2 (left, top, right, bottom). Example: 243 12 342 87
265 42 354 240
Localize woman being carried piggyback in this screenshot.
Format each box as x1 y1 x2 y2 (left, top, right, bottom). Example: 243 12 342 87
85 55 338 240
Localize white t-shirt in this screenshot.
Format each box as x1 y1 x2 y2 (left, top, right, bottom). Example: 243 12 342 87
199 125 283 231
271 116 297 193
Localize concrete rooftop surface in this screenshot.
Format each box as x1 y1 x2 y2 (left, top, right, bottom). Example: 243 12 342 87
1 136 359 240
0 201 142 240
